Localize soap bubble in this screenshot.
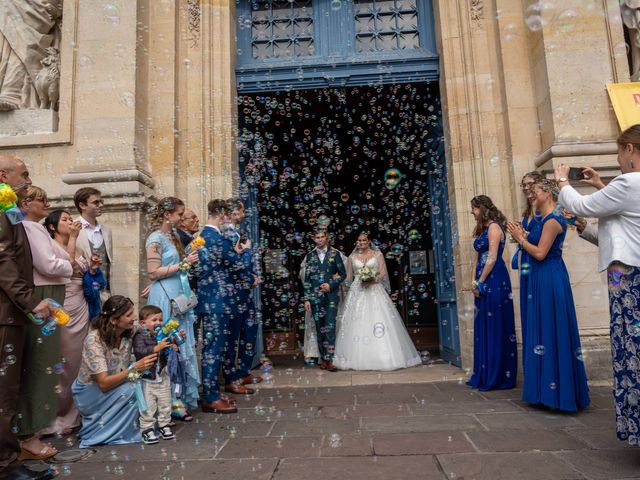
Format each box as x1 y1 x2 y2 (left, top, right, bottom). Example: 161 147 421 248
373 323 385 338
556 9 577 33
103 4 120 25
4 344 13 353
534 345 546 355
330 0 342 10
384 168 402 189
6 355 16 365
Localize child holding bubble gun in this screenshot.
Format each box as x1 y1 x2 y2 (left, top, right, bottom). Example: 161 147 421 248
132 305 177 444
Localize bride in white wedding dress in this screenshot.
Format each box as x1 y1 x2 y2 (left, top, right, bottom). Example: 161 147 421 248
333 232 422 371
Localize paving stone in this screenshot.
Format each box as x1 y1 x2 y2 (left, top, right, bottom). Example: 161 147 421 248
410 389 485 404
173 419 275 439
409 399 522 416
475 412 583 430
564 427 634 450
588 394 615 410
356 391 420 405
319 434 374 457
216 436 322 459
272 456 446 480
557 448 640 479
174 458 279 479
319 403 413 418
80 438 222 462
259 390 356 407
59 461 173 478
270 417 362 436
373 432 475 455
572 408 616 429
362 414 482 433
475 388 523 401
466 429 589 452
436 452 584 480
232 405 320 422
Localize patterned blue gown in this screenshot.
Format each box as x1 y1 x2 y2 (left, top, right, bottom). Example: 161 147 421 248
522 213 590 411
146 230 200 409
609 263 640 445
467 223 518 391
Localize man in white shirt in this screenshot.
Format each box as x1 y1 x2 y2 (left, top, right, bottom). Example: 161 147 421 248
73 187 113 300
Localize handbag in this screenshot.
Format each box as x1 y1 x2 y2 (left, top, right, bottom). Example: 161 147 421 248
158 279 198 316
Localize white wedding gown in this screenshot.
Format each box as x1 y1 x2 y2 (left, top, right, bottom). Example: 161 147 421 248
333 255 422 371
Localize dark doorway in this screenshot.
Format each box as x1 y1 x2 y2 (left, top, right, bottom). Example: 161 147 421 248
238 82 446 355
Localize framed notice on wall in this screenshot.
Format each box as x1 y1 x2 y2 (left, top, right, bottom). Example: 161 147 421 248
606 82 640 132
409 250 428 274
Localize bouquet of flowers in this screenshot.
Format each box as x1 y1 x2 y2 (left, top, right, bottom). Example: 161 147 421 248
0 183 23 224
357 265 377 283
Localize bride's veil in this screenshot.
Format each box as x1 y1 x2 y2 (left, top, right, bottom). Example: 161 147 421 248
348 243 391 293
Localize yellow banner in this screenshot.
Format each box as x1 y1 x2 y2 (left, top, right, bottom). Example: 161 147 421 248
606 82 640 132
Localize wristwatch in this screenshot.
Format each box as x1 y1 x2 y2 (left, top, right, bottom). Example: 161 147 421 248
557 177 568 183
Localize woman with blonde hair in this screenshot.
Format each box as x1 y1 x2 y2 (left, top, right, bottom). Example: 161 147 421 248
556 125 640 442
145 197 200 422
16 186 74 459
508 180 590 412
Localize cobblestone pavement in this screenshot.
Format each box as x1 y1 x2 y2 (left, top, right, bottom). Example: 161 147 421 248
37 375 640 480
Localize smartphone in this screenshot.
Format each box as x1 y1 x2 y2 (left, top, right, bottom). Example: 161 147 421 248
568 167 585 181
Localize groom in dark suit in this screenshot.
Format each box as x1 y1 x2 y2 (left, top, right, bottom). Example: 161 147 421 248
303 230 346 371
196 199 248 414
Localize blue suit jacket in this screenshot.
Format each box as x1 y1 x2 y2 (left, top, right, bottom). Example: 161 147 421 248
223 225 256 301
196 225 245 315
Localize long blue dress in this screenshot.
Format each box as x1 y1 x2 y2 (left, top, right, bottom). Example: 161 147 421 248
467 223 518 391
513 215 539 361
146 230 200 409
522 213 590 411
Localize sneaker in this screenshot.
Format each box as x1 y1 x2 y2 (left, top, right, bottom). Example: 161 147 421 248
142 429 159 445
159 425 175 440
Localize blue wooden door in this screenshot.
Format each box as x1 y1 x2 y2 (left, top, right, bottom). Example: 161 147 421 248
235 0 460 365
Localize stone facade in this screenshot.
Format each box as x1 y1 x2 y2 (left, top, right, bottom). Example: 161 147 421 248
0 0 626 380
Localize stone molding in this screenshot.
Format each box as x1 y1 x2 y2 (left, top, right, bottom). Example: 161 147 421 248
61 168 155 189
470 0 483 26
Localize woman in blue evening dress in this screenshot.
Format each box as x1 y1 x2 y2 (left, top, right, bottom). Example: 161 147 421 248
467 195 518 391
508 180 590 412
145 197 201 420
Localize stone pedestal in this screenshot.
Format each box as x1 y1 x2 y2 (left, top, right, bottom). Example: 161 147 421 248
0 109 59 137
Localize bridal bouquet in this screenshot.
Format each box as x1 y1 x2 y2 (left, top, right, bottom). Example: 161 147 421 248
357 265 377 283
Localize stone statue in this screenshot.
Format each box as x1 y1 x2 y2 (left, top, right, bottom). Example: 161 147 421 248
0 0 62 111
621 0 640 81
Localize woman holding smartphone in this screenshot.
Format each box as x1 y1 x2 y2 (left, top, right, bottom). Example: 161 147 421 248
556 125 640 444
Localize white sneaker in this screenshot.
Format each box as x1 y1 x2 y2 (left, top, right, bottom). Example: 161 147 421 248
159 425 175 440
142 429 159 445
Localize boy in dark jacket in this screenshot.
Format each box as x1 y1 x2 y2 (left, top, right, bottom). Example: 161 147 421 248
132 306 175 444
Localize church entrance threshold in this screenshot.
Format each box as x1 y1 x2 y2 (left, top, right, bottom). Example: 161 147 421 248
238 82 459 365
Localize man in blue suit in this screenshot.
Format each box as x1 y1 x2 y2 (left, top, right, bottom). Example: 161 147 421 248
223 198 262 394
303 230 346 371
196 199 248 414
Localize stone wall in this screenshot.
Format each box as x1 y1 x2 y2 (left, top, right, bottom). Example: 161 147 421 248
0 0 624 380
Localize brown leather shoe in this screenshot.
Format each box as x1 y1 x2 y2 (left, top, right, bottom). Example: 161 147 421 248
325 362 338 372
201 399 237 414
225 383 255 395
241 375 263 385
320 361 328 370
220 393 237 405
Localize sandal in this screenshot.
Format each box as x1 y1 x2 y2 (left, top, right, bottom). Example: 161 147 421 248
19 444 57 461
171 412 193 422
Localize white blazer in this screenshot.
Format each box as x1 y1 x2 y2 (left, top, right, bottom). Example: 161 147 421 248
559 172 640 271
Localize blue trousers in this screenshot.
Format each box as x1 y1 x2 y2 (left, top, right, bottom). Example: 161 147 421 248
237 296 258 378
200 312 232 403
224 294 257 383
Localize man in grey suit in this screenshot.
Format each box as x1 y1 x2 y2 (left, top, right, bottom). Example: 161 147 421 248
73 187 113 301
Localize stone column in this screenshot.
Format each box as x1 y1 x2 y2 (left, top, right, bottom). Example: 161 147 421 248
433 0 518 372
